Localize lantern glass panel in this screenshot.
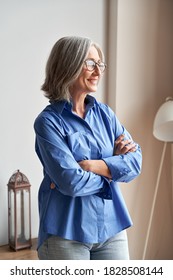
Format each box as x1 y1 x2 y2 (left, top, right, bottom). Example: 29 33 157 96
9 189 15 245
16 188 30 244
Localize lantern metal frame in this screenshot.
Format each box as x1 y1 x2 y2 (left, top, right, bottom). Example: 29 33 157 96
7 170 32 251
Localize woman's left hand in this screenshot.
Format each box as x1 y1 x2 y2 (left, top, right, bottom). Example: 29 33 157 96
114 134 137 155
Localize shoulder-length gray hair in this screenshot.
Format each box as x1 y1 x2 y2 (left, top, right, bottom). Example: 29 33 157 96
41 36 104 101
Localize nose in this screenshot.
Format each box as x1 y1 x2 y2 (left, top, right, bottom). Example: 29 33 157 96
93 64 101 75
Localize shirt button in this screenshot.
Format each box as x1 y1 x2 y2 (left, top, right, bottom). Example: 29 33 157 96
124 169 129 173
50 182 55 189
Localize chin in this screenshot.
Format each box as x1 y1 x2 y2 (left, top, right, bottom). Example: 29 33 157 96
88 86 98 92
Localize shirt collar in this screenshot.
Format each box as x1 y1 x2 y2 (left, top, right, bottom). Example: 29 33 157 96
51 95 96 115
50 100 69 115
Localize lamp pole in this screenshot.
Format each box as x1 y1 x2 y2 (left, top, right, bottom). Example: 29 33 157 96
142 142 167 260
171 144 173 215
142 96 173 259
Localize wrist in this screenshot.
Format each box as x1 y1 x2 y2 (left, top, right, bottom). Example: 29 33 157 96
87 160 93 172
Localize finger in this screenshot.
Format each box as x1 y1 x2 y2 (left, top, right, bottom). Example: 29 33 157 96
123 139 133 146
128 148 137 152
115 134 125 145
116 142 136 155
122 143 136 153
128 145 137 152
115 139 133 151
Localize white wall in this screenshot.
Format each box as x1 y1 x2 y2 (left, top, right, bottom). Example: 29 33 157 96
0 0 106 246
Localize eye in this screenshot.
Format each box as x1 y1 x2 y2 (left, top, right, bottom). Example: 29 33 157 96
99 62 105 70
86 60 95 66
84 59 95 71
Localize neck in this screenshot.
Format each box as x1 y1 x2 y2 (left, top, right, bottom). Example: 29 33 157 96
71 93 87 118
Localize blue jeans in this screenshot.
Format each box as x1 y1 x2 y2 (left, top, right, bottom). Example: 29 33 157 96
38 230 129 260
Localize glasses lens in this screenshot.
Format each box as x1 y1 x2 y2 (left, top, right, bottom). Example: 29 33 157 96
99 63 106 73
84 59 106 73
85 60 95 71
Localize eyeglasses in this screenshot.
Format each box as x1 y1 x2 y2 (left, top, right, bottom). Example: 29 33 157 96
84 59 106 73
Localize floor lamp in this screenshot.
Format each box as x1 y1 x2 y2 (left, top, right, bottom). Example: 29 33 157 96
142 96 173 260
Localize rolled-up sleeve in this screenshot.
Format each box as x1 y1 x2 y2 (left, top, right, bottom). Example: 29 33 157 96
102 107 142 183
103 145 142 182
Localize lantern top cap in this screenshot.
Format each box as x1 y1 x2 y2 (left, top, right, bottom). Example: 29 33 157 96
7 169 30 187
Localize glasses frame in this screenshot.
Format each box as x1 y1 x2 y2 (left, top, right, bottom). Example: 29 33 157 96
84 59 107 73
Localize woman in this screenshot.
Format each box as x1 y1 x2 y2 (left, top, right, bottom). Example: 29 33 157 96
34 36 142 260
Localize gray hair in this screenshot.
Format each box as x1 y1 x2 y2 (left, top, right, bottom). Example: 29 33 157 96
41 36 104 101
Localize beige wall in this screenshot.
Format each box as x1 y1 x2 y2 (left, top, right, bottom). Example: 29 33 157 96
107 0 173 259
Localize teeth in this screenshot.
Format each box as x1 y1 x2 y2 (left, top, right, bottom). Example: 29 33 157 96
89 80 97 85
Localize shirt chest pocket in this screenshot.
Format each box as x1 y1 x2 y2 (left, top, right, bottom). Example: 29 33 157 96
66 131 98 161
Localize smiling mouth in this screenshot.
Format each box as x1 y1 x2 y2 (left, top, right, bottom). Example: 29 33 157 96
88 79 98 85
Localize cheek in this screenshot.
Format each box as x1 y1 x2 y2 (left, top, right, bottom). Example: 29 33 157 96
80 75 89 85
76 70 91 87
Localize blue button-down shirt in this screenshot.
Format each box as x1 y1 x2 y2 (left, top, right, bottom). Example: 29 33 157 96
34 95 142 248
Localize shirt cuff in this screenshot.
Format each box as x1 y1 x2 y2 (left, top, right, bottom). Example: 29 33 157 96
103 155 133 182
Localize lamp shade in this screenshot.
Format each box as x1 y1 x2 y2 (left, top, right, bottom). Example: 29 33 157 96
153 97 173 142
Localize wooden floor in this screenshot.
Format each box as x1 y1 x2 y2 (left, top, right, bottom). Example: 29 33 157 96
0 239 38 260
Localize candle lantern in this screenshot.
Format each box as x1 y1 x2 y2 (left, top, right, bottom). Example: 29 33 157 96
7 170 32 251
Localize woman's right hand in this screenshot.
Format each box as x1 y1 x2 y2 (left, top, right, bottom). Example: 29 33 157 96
114 134 137 155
